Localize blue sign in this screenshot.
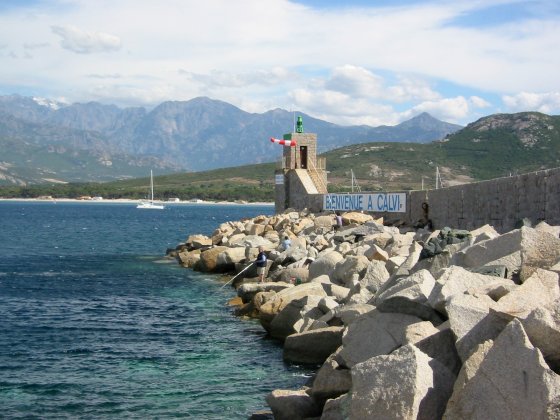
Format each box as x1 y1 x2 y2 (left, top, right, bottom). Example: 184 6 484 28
323 193 406 212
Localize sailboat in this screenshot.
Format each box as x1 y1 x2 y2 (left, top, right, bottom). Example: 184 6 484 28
137 170 165 210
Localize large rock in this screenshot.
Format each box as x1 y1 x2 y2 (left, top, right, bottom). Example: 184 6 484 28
375 269 442 324
414 322 463 376
342 212 373 224
493 268 560 371
186 234 212 249
196 246 230 272
446 294 509 362
443 319 560 419
311 352 352 402
338 310 423 368
332 255 369 286
360 260 390 294
429 265 516 315
265 389 321 420
283 326 344 364
348 344 455 420
237 282 292 303
518 226 560 281
309 251 344 281
269 295 324 340
177 249 201 268
258 282 327 327
216 246 246 267
272 267 310 284
314 215 335 230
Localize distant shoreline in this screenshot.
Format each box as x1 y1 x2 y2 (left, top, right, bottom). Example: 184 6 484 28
0 198 274 206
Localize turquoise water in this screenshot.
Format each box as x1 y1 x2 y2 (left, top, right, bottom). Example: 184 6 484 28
0 202 312 419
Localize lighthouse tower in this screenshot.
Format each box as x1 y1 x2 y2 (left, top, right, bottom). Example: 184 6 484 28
274 116 328 213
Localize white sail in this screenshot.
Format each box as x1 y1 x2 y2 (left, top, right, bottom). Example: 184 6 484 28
137 170 165 210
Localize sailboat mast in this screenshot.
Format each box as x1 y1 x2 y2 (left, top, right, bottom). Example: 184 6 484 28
150 170 154 202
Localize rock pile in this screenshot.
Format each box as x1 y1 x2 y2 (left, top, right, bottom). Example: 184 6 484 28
168 209 560 419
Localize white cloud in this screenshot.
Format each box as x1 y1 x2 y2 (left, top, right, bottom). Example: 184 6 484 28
0 0 558 125
502 91 560 114
402 96 491 123
51 24 121 54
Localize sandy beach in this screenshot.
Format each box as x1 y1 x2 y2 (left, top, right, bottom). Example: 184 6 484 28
0 197 274 206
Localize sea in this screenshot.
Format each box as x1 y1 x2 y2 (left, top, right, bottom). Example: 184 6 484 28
0 201 313 419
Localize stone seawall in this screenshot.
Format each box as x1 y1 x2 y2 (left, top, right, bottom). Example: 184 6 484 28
298 167 560 234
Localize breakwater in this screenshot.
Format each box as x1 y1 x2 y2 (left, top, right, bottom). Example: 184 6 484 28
170 208 560 418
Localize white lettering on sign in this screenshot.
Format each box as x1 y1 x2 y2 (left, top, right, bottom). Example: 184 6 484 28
275 174 284 185
323 193 406 213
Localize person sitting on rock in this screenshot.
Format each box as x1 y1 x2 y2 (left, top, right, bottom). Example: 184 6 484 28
255 246 267 283
282 235 292 251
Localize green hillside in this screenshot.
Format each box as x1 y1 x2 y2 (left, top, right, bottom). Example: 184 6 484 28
1 112 559 201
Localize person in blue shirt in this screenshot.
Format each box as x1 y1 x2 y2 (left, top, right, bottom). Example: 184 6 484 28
255 246 267 283
282 235 292 251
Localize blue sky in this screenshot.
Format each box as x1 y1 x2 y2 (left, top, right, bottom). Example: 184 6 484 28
0 0 559 126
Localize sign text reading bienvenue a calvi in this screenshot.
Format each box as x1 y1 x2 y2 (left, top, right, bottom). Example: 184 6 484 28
323 193 406 213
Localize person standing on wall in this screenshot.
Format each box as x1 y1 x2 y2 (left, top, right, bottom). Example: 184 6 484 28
256 246 267 283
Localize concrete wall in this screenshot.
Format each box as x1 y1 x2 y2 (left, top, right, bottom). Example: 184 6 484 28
370 167 560 233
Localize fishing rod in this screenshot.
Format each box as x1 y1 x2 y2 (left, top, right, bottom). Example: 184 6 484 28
220 262 255 289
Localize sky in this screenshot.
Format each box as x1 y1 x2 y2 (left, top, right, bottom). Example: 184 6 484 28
0 0 559 126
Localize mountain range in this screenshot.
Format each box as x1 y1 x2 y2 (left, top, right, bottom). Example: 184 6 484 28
0 95 461 185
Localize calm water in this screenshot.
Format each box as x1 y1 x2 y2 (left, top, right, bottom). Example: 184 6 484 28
0 201 311 419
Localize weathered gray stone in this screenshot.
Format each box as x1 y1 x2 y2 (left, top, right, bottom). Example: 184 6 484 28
319 297 339 313
338 310 423 368
493 268 560 372
403 321 439 345
364 231 393 249
311 352 352 402
385 256 407 276
469 224 499 243
259 283 327 328
429 265 516 315
216 246 246 267
443 319 560 420
414 322 463 376
265 389 321 420
283 327 344 364
321 394 348 420
269 295 324 340
344 283 374 305
334 241 353 256
314 215 335 230
446 294 509 362
331 304 375 327
535 221 560 239
348 344 455 420
177 249 201 268
237 282 292 303
375 269 442 323
392 241 422 276
360 260 390 294
309 251 344 281
519 226 560 281
241 235 275 250
364 244 389 262
271 267 310 284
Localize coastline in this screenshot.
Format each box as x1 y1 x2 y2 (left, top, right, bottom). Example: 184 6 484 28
172 209 560 418
0 197 274 206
